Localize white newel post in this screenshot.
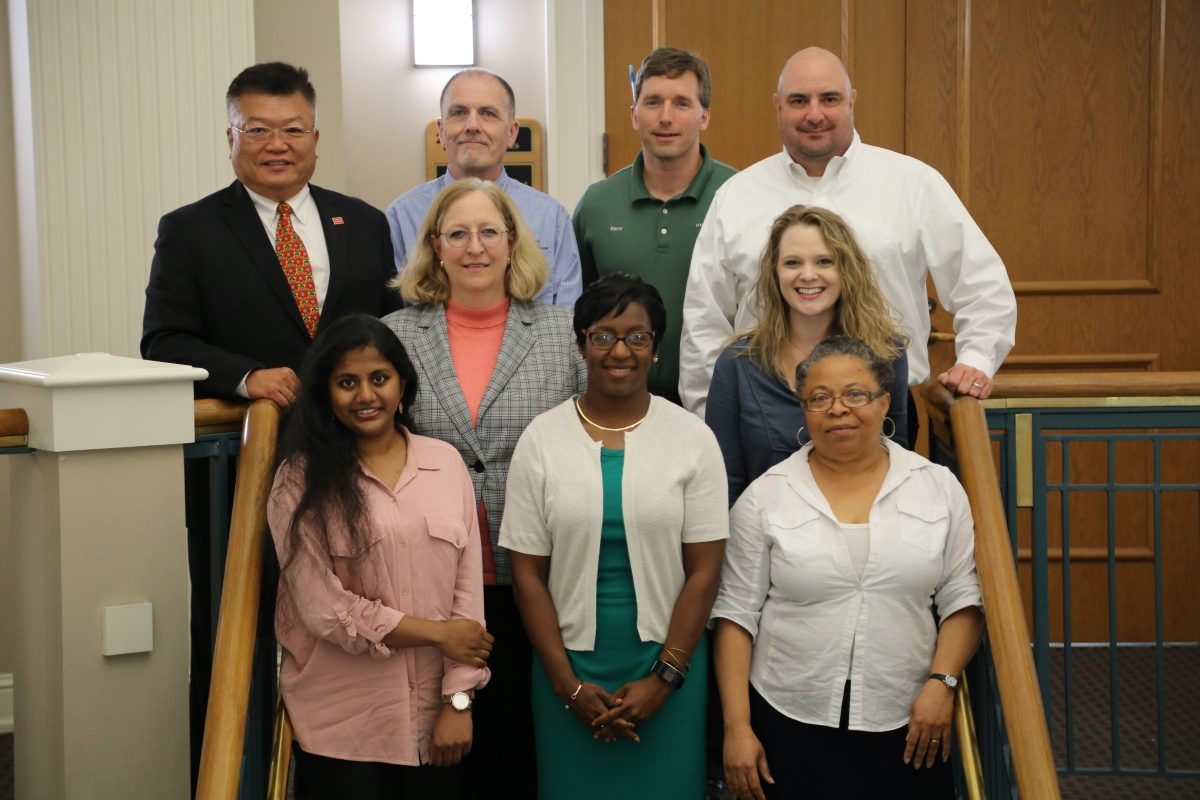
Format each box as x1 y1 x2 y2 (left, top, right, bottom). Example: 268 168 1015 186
0 353 206 799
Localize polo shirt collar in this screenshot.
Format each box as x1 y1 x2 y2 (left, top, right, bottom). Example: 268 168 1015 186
629 144 717 204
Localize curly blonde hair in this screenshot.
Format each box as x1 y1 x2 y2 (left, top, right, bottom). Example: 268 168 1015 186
392 178 548 305
743 205 907 381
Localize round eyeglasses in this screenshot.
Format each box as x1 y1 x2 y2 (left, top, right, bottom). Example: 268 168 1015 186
438 227 511 249
586 331 655 351
800 388 887 412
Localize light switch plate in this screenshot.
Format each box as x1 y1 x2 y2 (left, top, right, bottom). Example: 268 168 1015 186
102 602 154 656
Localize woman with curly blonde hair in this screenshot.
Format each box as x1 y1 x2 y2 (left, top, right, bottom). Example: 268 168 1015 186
704 205 910 504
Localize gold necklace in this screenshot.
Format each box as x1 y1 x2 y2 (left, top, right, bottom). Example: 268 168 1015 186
574 396 648 433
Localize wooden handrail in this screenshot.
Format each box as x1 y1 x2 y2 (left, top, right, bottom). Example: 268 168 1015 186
0 408 29 436
922 382 1061 799
267 698 294 800
195 397 251 432
195 399 281 800
992 371 1200 398
0 408 29 448
955 674 987 799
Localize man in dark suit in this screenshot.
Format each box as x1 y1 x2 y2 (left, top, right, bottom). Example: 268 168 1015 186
140 62 400 788
143 62 400 400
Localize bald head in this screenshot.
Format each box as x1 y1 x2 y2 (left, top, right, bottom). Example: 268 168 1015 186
773 47 857 176
777 47 852 95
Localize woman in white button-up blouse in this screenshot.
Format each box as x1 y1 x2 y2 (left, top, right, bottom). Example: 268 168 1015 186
712 335 984 800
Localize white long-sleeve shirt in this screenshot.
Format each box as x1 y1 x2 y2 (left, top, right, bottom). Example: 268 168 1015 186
711 441 982 732
679 132 1017 415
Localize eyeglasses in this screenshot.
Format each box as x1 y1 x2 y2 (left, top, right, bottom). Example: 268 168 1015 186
800 389 887 412
438 227 511 249
586 331 655 351
230 124 315 142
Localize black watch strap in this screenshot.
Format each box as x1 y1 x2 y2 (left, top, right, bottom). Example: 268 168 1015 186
651 659 686 689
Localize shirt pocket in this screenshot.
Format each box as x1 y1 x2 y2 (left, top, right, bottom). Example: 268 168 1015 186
896 501 950 554
763 507 836 598
326 524 385 559
426 514 469 550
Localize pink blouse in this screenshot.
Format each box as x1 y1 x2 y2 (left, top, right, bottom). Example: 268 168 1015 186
268 431 490 765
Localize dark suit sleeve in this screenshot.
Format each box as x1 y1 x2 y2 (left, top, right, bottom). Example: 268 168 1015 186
141 211 260 398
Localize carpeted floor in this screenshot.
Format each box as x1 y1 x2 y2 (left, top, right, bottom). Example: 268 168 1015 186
1050 645 1200 799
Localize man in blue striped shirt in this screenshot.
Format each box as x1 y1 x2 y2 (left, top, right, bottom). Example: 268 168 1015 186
386 69 582 310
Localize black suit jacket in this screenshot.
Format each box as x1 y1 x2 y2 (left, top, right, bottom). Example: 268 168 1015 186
141 181 402 399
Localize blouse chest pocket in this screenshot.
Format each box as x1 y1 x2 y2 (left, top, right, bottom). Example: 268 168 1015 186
425 514 469 550
763 507 824 559
896 501 949 554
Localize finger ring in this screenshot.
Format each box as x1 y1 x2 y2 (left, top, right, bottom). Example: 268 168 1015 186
930 738 940 744
971 381 983 389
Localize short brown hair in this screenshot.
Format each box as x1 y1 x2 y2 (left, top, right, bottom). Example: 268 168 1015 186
634 47 712 109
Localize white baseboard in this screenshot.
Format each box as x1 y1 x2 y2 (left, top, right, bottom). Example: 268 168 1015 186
0 673 11 734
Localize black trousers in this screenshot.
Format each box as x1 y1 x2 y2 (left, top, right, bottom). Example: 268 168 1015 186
465 584 538 799
750 684 953 800
293 744 463 799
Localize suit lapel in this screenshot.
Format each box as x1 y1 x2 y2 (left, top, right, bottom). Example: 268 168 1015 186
311 185 348 321
413 305 481 454
221 181 309 338
478 302 536 419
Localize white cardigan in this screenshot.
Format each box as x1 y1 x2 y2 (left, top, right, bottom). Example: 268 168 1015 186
500 395 729 650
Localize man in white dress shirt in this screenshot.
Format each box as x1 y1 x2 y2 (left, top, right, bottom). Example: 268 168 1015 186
679 47 1016 425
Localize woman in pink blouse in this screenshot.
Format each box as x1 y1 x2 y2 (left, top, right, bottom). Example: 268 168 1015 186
269 313 493 799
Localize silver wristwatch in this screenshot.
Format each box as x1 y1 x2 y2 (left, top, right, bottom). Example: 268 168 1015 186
446 691 473 711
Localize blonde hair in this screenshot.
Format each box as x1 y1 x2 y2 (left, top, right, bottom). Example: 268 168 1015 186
743 205 907 381
392 178 548 305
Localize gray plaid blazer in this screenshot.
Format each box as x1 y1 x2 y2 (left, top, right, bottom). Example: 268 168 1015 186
382 300 586 583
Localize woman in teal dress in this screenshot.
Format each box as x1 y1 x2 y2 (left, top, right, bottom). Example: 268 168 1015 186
501 275 729 799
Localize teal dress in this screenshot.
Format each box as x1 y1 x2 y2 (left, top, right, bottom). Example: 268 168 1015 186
531 448 708 799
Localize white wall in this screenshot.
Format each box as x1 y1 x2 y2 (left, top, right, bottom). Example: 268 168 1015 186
339 0 550 211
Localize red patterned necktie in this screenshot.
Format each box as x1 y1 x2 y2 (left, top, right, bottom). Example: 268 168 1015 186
275 202 320 338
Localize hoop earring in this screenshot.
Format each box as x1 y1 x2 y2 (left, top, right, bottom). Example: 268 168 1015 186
795 426 807 446
881 416 896 440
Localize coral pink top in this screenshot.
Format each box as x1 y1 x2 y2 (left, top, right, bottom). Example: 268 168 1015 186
446 297 508 583
445 298 509 425
269 432 490 765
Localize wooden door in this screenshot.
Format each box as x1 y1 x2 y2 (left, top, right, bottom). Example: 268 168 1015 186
603 0 1200 641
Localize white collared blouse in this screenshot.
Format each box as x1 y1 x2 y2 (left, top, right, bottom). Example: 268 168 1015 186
711 440 982 732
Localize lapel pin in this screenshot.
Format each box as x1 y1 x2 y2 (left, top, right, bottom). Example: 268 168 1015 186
332 216 345 225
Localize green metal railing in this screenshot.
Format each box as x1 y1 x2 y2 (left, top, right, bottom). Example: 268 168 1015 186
987 399 1200 783
931 373 1200 795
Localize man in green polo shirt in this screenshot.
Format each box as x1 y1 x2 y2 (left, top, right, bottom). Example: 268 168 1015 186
573 47 735 403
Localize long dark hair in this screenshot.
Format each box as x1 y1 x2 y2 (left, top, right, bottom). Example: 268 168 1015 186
276 313 419 570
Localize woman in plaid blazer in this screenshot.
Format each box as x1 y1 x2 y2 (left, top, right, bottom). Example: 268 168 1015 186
382 177 585 798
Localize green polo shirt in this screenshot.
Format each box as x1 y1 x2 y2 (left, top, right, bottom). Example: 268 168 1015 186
573 145 736 400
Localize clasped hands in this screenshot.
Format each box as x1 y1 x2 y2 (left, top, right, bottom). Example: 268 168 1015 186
564 676 671 743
